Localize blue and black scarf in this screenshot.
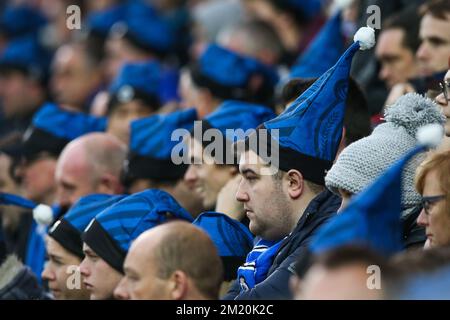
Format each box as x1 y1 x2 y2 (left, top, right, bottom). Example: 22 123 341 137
237 238 284 292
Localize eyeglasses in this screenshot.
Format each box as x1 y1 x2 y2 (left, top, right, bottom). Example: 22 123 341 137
421 195 446 215
439 80 450 102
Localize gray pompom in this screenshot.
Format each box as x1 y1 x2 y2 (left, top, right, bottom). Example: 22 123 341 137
384 93 446 138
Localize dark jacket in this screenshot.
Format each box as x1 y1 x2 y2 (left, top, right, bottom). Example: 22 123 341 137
402 205 426 249
223 189 341 300
0 255 51 300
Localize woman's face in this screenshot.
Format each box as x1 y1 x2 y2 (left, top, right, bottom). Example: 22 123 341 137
417 169 450 248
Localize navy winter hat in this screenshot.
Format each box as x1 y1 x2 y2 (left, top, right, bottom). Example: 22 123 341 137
193 211 254 281
48 194 126 258
110 0 175 56
0 5 47 39
86 3 127 38
0 35 52 83
22 103 107 160
290 12 345 78
124 108 197 183
109 60 178 109
246 27 376 185
190 44 279 101
193 100 276 163
82 189 193 273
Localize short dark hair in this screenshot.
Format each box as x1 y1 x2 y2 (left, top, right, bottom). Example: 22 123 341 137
419 0 450 20
281 77 372 146
382 5 421 52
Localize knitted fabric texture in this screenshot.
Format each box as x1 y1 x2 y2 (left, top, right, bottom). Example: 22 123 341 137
325 93 445 208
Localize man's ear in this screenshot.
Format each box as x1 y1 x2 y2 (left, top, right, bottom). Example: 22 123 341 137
286 169 304 200
169 270 189 300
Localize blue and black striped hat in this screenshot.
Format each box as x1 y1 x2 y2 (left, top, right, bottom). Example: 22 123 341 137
109 61 178 109
190 44 279 102
193 100 276 164
0 4 47 39
82 189 193 273
48 194 126 258
22 103 107 160
124 108 197 183
193 212 254 281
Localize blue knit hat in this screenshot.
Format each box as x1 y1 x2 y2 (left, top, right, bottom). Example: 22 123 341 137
86 3 127 38
310 124 444 257
0 35 52 83
124 108 197 183
48 194 126 258
0 192 56 226
190 44 279 102
193 211 254 281
110 0 175 56
82 189 193 273
247 27 376 185
22 103 107 160
0 5 47 39
194 100 276 164
109 60 178 108
290 12 345 78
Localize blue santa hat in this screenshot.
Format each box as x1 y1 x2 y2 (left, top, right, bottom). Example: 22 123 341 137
246 26 376 185
193 211 254 281
190 44 279 102
290 12 345 78
0 35 52 83
310 124 444 257
123 108 197 184
110 0 175 56
109 60 178 109
82 189 193 273
0 192 59 226
48 194 127 259
0 192 60 282
22 103 107 161
0 5 47 39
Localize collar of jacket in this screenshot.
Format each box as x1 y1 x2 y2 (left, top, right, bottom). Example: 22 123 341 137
269 189 342 272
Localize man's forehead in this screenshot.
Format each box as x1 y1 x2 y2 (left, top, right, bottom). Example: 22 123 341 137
421 14 450 37
239 150 265 170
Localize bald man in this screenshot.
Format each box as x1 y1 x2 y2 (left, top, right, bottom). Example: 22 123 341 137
114 221 223 300
55 132 127 210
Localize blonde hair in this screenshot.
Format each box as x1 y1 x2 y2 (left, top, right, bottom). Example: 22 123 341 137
415 150 450 213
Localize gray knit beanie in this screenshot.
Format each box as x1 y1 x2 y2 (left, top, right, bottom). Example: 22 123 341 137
325 93 445 208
